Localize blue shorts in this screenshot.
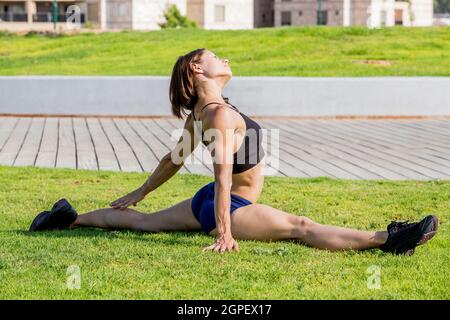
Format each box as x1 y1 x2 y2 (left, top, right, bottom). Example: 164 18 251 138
191 181 253 234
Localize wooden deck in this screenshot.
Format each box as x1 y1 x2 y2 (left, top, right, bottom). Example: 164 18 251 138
1 116 449 180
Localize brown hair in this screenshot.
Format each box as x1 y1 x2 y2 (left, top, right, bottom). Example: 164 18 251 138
169 48 229 119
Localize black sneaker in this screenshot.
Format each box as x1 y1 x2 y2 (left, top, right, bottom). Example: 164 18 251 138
29 199 78 232
385 220 418 255
380 215 438 256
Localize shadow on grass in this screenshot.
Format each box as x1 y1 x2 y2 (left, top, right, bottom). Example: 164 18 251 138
3 230 382 257
6 228 207 246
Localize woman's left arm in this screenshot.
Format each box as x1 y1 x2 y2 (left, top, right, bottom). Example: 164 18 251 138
202 107 239 253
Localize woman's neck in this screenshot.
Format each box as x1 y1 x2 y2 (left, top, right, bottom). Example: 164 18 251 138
194 80 226 111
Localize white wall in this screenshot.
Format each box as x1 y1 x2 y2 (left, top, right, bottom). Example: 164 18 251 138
203 0 253 30
132 0 186 30
367 0 433 28
411 0 434 26
391 0 433 27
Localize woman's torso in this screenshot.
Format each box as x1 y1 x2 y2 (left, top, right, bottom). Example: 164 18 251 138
192 102 265 203
230 159 265 204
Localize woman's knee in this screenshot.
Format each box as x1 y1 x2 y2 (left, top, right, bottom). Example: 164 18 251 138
292 216 317 240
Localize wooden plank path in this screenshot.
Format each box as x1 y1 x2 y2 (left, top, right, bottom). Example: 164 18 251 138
1 116 449 180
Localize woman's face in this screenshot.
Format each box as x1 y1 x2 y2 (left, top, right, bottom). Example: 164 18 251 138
194 50 232 81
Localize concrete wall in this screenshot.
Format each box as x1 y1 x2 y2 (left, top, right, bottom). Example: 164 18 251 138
411 0 434 26
203 0 253 30
0 76 449 117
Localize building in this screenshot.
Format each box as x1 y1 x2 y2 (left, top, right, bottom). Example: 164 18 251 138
0 0 259 32
90 0 186 30
0 0 189 31
0 0 86 32
273 0 434 28
0 0 435 32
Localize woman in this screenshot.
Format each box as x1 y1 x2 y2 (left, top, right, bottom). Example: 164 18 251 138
29 48 438 256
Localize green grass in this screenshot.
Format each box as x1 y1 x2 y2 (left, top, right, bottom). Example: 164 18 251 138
0 165 448 299
1 26 450 76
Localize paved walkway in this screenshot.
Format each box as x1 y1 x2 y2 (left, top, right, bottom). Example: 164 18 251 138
0 116 449 180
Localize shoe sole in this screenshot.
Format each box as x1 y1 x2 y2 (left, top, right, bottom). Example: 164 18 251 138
402 215 438 256
417 215 438 245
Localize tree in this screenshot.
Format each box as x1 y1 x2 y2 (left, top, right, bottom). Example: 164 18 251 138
434 0 450 13
158 5 198 29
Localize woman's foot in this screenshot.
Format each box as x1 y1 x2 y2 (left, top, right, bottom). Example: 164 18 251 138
29 199 78 232
380 215 439 256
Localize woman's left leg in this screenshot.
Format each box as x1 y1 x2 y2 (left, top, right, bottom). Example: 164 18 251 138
210 203 387 251
71 197 202 233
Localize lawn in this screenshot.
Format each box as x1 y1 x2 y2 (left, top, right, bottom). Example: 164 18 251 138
0 165 448 299
0 26 449 76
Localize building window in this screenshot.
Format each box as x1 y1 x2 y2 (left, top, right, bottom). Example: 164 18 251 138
281 11 291 26
262 13 266 22
215 5 225 23
299 11 302 16
87 3 99 23
395 9 403 25
11 4 26 14
317 10 327 25
335 10 339 15
117 3 127 17
380 10 387 26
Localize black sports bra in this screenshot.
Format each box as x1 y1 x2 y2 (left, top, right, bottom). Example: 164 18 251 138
192 102 265 174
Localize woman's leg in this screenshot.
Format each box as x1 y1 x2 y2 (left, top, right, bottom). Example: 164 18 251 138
211 203 388 251
70 197 202 233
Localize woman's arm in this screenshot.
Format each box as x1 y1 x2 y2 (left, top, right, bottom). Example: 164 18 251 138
202 107 239 253
139 152 184 196
110 114 198 210
142 113 199 195
110 153 182 210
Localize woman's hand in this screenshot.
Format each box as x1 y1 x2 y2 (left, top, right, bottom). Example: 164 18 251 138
202 232 239 253
110 187 146 210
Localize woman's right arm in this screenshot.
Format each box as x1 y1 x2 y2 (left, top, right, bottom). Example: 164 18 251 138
139 152 184 196
110 114 199 210
110 153 183 210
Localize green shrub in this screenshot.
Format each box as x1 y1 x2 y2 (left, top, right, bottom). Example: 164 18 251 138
83 21 96 30
0 30 14 38
158 4 198 29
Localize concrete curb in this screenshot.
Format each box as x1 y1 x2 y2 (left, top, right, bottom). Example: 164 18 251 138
1 76 449 116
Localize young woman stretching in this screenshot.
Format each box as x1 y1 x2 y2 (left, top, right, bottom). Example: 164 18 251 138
29 48 438 256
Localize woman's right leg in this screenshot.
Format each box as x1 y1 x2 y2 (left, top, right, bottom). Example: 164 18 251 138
71 197 202 233
224 203 388 251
